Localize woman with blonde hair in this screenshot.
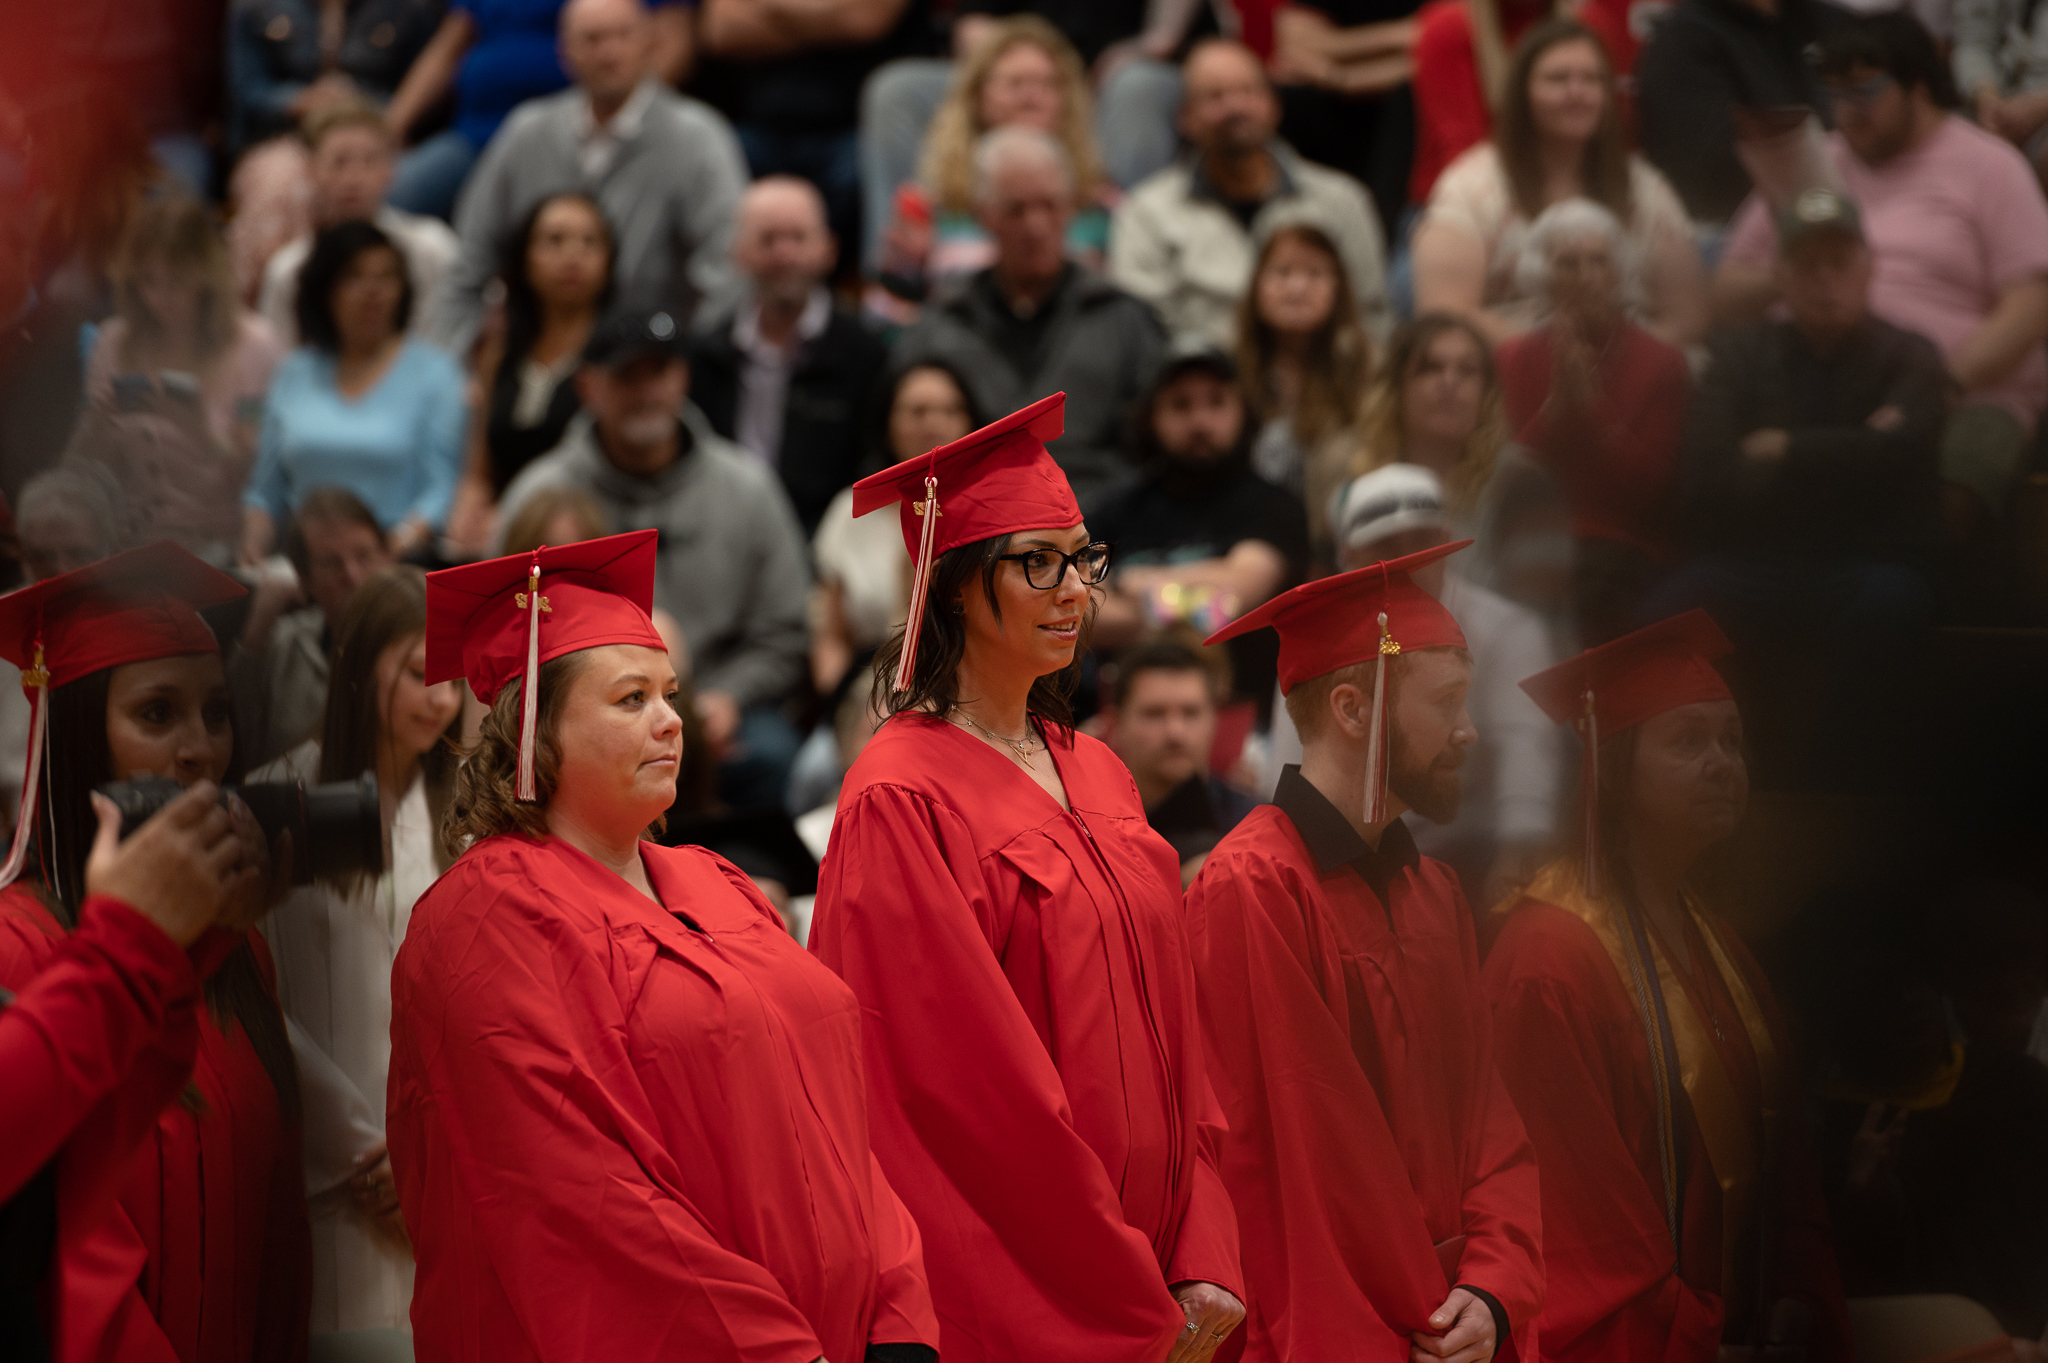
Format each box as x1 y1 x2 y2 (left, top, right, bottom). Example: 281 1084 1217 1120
870 16 1113 316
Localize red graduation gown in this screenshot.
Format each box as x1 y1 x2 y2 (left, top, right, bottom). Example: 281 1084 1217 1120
386 834 936 1363
811 716 1242 1363
1182 790 1543 1363
0 887 310 1363
1484 874 1852 1362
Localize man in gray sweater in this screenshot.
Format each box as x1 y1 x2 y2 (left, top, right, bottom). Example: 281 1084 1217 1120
429 0 749 355
497 308 813 810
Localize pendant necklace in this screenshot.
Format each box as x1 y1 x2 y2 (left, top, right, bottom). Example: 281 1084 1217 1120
952 709 1042 763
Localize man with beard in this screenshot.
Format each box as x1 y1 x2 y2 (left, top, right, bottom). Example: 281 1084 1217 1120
1186 541 1544 1363
1092 337 1308 702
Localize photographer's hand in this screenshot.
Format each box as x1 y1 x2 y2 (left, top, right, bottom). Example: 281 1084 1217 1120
85 785 247 947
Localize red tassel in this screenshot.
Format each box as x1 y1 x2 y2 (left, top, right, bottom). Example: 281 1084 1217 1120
517 555 544 802
892 475 940 693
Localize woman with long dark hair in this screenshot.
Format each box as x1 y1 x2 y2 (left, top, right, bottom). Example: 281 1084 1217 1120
810 392 1246 1363
0 542 308 1362
256 564 460 1337
1484 612 1851 1361
1411 19 1703 345
386 530 936 1361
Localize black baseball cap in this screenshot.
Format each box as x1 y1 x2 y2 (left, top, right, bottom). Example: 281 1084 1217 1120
582 307 690 369
1148 333 1238 396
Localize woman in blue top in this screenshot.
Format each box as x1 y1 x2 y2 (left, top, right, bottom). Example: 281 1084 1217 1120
242 221 467 565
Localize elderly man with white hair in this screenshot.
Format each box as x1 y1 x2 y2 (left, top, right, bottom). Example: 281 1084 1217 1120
427 0 750 355
1496 197 1694 645
891 125 1166 511
1265 462 1565 908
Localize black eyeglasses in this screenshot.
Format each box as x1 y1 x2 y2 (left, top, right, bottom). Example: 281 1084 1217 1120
997 542 1114 590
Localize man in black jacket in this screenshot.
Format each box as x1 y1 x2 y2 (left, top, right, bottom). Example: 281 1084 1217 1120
691 176 890 536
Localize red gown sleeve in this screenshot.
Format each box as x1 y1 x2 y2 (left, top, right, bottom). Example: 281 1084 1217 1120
815 784 1187 1358
1483 911 1720 1360
389 872 828 1361
1163 1067 1241 1296
1184 851 1435 1363
0 896 199 1210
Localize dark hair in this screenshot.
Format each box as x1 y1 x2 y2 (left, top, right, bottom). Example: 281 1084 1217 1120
1495 20 1634 223
870 533 1089 733
295 219 413 353
39 664 298 1117
1235 221 1372 448
1109 629 1230 708
318 566 457 889
284 484 385 577
1817 10 1959 108
499 192 617 366
444 652 601 848
867 358 988 470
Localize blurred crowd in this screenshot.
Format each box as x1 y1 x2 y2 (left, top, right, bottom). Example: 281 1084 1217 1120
4 0 2048 1352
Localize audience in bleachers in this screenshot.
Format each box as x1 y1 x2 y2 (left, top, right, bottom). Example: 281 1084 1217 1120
1268 0 1423 231
225 0 444 162
1113 38 1390 350
1956 0 2048 180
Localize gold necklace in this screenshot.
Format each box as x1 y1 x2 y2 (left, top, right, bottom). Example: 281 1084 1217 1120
951 710 1042 762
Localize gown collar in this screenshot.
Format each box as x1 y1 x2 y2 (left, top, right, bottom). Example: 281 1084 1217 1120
1273 764 1419 895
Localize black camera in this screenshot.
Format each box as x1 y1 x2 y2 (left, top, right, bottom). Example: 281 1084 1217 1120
95 774 383 887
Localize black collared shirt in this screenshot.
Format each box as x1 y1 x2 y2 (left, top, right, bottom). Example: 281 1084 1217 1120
1186 145 1300 232
1272 764 1420 901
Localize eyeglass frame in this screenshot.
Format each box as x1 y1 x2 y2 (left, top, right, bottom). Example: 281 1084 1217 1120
995 541 1115 590
1821 71 1897 109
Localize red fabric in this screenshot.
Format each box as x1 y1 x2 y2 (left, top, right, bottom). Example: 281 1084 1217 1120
1182 805 1544 1363
386 836 937 1363
1497 322 1690 561
0 542 243 689
1238 0 1280 59
1519 610 1734 735
1205 541 1470 692
1484 900 1853 1362
811 716 1242 1363
425 530 666 703
852 391 1081 559
0 888 309 1363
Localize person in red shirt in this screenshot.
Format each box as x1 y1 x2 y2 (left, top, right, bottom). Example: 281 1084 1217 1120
388 529 937 1363
1189 542 1544 1363
810 392 1245 1363
1484 612 1853 1362
0 541 307 1363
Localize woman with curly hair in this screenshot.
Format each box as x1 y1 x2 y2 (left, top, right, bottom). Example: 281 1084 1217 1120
387 529 937 1363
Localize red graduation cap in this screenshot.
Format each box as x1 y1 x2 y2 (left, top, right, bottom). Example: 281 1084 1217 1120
1517 609 1735 896
0 541 247 889
850 391 1080 692
426 530 667 800
1207 540 1471 823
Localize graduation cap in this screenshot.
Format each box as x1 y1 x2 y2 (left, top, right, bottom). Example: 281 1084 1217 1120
0 542 247 889
1207 541 1471 824
850 391 1079 692
426 530 667 801
1518 609 1735 896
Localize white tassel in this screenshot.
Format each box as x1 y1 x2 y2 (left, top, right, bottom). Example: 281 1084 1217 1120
892 475 941 694
1363 611 1392 824
0 644 50 890
1581 687 1601 899
517 560 542 802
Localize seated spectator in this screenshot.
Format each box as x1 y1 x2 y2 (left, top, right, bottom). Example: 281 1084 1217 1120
1106 630 1260 884
86 195 284 509
1266 0 1422 230
1412 20 1705 347
1663 188 1943 782
810 359 980 699
494 307 811 810
1267 462 1563 905
1497 198 1692 643
1957 0 2048 180
429 0 748 354
870 17 1113 314
16 465 126 583
243 221 469 564
690 177 891 536
1090 336 1309 709
694 0 937 255
382 0 694 220
1635 0 1841 225
1112 39 1389 351
233 485 397 766
1717 12 2048 536
1234 221 1374 556
447 190 615 553
892 126 1164 510
225 0 443 160
1410 0 1583 207
257 102 460 346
